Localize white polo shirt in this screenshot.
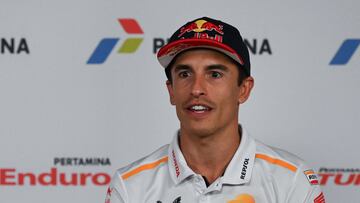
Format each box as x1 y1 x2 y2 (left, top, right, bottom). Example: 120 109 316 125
105 128 325 203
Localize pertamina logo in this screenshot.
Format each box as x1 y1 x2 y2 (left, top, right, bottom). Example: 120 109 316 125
330 39 360 65
1 38 30 55
87 18 272 64
87 18 144 64
318 167 360 186
0 157 112 186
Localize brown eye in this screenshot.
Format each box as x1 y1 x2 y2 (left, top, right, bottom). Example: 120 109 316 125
210 71 222 78
179 71 190 78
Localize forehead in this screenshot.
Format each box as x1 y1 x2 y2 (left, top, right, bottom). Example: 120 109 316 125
172 48 238 68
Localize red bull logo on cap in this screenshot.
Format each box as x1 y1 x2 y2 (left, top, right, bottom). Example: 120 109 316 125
178 19 224 37
178 19 224 43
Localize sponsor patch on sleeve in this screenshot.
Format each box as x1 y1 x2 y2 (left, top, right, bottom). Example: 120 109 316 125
304 170 319 185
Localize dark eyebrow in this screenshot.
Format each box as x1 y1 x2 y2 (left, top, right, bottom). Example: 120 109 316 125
173 64 191 72
173 64 229 73
206 64 229 72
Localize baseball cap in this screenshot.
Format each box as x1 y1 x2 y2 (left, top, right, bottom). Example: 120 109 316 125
157 17 251 76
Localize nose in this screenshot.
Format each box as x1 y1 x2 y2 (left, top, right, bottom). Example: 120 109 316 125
191 75 206 98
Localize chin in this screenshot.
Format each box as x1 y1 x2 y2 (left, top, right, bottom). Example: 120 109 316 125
181 120 217 137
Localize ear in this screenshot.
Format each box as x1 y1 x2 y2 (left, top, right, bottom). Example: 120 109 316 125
166 80 176 105
238 76 254 104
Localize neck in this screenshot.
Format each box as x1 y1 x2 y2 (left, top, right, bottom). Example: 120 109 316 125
179 122 241 185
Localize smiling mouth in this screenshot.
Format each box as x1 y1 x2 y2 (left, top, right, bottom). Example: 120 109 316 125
187 104 213 113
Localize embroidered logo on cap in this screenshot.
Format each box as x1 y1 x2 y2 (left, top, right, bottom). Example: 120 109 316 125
164 44 191 56
178 19 224 37
177 19 224 43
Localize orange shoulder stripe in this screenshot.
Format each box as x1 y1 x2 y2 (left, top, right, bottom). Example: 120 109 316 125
255 153 297 172
121 156 169 180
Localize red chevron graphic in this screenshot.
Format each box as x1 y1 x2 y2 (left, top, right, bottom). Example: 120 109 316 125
118 19 143 34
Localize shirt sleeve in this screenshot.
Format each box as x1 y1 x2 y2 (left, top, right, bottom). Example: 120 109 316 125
286 164 325 203
105 171 129 203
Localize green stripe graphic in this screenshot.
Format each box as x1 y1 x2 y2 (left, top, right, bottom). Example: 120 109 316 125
118 38 143 53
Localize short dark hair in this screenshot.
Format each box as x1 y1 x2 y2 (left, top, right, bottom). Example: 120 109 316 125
165 50 249 86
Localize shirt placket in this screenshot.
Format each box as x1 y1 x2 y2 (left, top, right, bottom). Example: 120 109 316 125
192 175 208 203
192 175 224 203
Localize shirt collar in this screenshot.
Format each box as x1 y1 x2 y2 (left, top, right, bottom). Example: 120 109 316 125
168 131 196 185
221 127 256 185
168 125 256 185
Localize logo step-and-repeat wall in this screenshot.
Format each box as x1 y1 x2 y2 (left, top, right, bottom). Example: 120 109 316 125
1 1 359 202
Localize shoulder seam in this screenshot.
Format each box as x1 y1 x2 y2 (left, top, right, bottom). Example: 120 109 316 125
121 156 169 180
255 153 297 172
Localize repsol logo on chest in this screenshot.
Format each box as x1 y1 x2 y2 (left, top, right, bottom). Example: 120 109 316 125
1 38 30 54
241 158 250 180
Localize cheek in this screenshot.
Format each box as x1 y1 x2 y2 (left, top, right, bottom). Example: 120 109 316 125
216 86 241 110
172 87 188 103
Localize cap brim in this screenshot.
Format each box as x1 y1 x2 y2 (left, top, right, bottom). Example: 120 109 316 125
157 38 245 68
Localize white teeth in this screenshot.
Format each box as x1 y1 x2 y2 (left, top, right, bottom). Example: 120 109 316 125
191 105 208 111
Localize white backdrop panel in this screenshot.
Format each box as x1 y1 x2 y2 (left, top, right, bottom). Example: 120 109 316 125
0 0 359 202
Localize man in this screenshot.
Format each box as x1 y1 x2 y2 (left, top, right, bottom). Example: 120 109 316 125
105 17 325 203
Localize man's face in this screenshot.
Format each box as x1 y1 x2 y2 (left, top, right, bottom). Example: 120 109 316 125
166 49 254 137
